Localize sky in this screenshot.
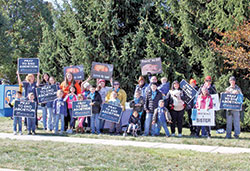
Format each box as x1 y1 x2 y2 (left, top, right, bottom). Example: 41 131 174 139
45 0 65 7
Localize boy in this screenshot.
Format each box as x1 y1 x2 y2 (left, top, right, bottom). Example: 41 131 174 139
124 111 141 137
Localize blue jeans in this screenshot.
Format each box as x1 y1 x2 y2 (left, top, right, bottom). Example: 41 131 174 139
47 107 55 131
226 110 240 137
55 114 64 133
42 106 48 129
100 119 106 130
13 117 22 132
153 121 170 136
27 118 36 132
144 113 154 136
91 113 101 134
69 109 76 128
109 122 121 133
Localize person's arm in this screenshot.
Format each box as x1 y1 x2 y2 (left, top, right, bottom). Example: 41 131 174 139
53 100 56 114
144 93 149 113
16 71 23 86
36 72 40 87
120 90 127 110
110 77 113 87
152 109 157 124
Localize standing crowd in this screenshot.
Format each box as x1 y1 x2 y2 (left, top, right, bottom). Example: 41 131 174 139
8 69 243 139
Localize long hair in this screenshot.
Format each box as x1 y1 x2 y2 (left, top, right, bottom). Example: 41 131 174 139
65 72 75 87
41 73 50 84
171 80 180 90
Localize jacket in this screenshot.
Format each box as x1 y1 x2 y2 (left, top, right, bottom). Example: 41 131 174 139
152 107 171 123
144 89 163 113
195 95 213 110
129 96 144 113
106 88 127 110
128 114 141 126
87 91 102 114
53 98 67 116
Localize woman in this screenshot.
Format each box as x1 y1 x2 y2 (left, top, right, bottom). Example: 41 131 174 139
40 73 50 130
60 72 81 131
165 81 186 137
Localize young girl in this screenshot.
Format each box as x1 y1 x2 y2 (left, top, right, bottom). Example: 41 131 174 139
107 91 121 134
81 82 91 131
87 85 102 134
195 87 213 138
64 85 78 134
166 81 186 137
27 93 36 135
76 94 85 133
40 73 50 130
152 100 171 137
53 90 67 134
46 76 59 132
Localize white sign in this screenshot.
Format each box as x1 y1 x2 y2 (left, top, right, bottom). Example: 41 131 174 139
192 109 215 126
211 94 220 111
4 86 21 108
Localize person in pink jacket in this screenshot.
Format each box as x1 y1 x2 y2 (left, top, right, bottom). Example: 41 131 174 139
195 87 213 138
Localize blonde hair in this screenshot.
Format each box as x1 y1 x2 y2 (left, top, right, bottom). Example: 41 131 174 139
25 74 35 82
57 89 64 96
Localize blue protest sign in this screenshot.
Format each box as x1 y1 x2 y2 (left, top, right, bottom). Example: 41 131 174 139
64 65 85 80
18 58 39 74
220 93 243 111
13 100 36 118
180 79 198 104
72 100 92 117
99 103 123 123
36 85 58 103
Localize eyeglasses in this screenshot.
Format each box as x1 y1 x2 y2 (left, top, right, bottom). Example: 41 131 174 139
205 80 211 82
114 83 120 86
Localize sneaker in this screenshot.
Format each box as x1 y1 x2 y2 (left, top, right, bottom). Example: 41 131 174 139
28 132 32 135
178 134 182 137
19 131 23 135
67 129 73 134
134 132 138 137
123 132 127 137
234 135 239 139
32 131 36 135
59 132 63 135
171 133 175 137
13 131 17 135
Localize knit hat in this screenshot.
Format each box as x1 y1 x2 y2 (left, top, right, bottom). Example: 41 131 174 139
205 75 212 81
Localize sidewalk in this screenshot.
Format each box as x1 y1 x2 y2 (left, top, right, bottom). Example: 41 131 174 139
0 133 250 154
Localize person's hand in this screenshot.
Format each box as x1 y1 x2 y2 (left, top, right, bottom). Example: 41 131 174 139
135 104 141 106
110 77 113 83
232 90 238 94
167 120 172 124
87 76 92 81
90 102 94 106
146 110 150 113
122 106 125 111
16 71 19 75
37 72 40 76
5 97 10 103
152 121 155 125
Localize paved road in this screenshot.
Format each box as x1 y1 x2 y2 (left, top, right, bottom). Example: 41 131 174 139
0 133 249 154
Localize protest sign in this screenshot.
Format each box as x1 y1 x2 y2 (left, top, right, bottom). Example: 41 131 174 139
36 85 58 103
13 100 36 118
64 65 84 80
72 100 92 117
18 58 39 74
192 109 215 126
180 79 198 104
211 94 220 111
99 103 123 123
220 93 243 111
140 58 162 76
91 62 113 80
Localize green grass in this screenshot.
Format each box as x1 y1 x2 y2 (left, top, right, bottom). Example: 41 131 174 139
0 139 250 171
1 117 250 149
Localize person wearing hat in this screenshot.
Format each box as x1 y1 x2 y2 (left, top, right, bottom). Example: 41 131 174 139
197 75 217 137
186 79 199 136
225 76 242 139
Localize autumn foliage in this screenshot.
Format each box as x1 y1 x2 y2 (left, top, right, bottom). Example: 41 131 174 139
210 21 250 75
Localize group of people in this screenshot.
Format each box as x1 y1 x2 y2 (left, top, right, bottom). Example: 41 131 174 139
8 69 243 139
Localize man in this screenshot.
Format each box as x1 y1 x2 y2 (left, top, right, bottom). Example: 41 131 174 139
225 76 242 139
143 83 162 136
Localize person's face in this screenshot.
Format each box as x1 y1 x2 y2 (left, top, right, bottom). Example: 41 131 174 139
159 101 164 108
100 82 105 88
151 84 157 91
90 87 95 93
70 87 75 93
111 92 117 98
43 74 49 81
161 78 167 84
78 97 83 101
230 80 236 87
173 83 179 90
133 112 139 118
29 94 34 101
205 79 211 86
49 77 55 84
16 93 22 99
151 76 157 83
202 89 208 96
29 75 35 83
113 82 120 90
139 80 144 86
66 73 73 82
135 92 140 98
58 91 64 98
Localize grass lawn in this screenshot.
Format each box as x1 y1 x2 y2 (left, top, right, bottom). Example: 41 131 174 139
1 117 250 149
0 139 250 171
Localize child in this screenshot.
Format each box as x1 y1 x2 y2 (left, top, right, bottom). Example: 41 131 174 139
158 77 170 98
46 76 58 132
53 90 67 134
76 94 85 133
6 91 23 135
129 90 144 117
81 82 91 131
124 111 141 137
107 91 121 134
64 85 78 134
87 85 102 134
27 93 36 135
152 100 171 137
195 87 213 138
